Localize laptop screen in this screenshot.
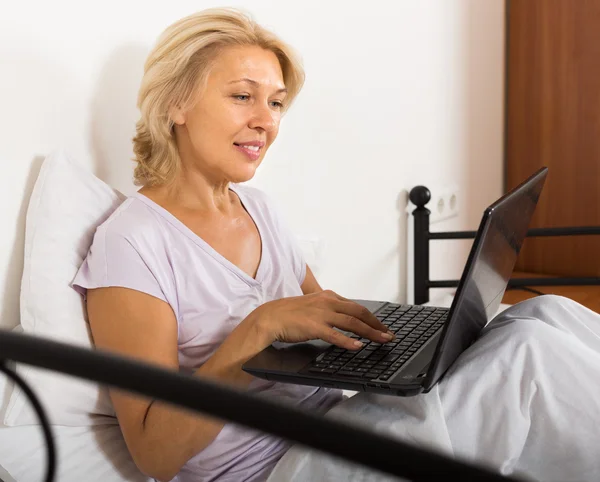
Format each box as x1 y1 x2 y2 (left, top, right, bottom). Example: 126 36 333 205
424 168 547 389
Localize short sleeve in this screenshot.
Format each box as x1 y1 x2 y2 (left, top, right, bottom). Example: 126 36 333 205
72 226 168 303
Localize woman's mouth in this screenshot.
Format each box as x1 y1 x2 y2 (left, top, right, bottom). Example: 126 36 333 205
234 143 263 161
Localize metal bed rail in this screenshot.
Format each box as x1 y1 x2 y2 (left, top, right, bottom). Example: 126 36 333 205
409 185 600 305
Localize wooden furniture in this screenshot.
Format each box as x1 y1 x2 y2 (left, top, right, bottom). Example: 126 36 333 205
502 271 600 313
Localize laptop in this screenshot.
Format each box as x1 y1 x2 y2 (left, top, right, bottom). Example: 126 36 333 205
243 168 548 396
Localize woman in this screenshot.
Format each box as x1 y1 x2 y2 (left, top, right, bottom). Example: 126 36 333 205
73 7 600 482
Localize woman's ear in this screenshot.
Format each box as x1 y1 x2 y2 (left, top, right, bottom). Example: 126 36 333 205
170 104 186 126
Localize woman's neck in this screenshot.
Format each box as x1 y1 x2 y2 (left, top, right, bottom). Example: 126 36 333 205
139 173 235 216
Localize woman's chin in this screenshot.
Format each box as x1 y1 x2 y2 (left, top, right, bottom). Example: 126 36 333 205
229 162 261 183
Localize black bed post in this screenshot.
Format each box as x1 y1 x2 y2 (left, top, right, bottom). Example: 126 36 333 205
410 186 431 305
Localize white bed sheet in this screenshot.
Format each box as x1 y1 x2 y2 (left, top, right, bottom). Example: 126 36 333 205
0 423 151 482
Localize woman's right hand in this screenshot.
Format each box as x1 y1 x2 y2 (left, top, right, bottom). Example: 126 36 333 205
252 290 395 351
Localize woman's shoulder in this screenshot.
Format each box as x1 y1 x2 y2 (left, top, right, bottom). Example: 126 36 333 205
94 194 166 244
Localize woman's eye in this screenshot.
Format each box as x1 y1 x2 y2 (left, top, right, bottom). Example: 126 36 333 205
234 94 250 101
270 101 283 109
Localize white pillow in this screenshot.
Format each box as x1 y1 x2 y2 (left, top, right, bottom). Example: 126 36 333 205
4 149 126 426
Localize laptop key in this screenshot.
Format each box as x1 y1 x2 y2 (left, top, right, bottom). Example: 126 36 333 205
337 370 362 378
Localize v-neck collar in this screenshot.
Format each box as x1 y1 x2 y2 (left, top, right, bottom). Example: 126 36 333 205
132 184 266 287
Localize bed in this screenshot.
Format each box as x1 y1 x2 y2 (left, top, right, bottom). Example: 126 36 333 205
0 295 514 482
0 152 597 482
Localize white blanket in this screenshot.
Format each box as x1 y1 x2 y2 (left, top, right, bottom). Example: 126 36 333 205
268 295 600 482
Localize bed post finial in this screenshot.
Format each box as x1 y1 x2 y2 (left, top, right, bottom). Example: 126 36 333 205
409 185 431 208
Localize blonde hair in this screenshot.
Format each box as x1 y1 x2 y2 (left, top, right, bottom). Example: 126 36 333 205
132 7 305 186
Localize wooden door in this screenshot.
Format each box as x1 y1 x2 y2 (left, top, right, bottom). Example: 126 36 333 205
505 0 600 277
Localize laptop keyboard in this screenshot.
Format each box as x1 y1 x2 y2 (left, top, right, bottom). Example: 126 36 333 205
306 304 448 381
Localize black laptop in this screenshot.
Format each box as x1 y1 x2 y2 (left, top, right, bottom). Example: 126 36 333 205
243 168 548 396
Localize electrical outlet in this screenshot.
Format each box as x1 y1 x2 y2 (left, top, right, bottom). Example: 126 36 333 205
429 185 460 224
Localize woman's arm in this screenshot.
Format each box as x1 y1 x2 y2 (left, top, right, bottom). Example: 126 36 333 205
301 265 323 295
86 287 270 482
87 281 389 481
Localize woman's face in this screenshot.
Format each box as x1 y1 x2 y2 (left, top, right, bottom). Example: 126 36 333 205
172 45 287 184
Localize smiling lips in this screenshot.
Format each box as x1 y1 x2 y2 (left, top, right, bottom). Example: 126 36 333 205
234 141 265 161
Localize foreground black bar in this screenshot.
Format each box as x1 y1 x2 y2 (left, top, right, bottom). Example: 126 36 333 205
429 277 600 289
0 330 521 482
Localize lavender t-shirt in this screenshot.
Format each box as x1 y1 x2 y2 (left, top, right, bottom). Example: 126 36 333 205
72 184 343 481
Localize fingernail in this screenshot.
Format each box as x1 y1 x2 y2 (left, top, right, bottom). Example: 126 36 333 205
353 341 364 348
381 332 393 340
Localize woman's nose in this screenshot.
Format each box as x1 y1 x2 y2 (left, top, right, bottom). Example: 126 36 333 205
249 104 278 132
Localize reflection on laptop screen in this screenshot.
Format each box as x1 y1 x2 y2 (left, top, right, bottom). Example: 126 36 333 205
426 169 546 388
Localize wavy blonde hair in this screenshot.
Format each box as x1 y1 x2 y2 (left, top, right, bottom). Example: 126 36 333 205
132 7 305 186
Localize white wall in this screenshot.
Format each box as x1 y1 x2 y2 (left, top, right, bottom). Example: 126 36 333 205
0 0 505 329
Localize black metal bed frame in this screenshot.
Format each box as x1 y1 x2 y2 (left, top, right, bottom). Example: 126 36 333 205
409 185 600 305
